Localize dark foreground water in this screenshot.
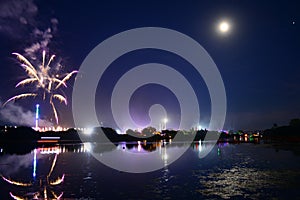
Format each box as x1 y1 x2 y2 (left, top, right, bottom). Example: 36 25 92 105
1 141 300 199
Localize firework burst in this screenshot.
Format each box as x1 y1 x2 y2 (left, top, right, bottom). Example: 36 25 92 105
3 50 77 124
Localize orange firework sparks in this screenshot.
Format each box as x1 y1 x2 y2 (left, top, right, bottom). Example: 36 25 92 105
1 175 32 186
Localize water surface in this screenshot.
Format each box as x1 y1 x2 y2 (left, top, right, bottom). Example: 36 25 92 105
1 141 300 199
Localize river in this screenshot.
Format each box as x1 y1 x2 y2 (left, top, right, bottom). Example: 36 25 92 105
1 141 300 199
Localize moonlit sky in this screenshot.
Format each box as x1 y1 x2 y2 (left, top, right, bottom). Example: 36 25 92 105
0 0 299 130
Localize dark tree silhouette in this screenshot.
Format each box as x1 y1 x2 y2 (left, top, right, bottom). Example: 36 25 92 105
289 118 300 127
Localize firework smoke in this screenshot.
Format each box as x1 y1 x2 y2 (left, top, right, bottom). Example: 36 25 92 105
0 0 38 39
25 18 58 60
0 101 53 127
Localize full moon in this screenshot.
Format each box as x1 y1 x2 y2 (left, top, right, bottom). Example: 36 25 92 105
219 21 230 33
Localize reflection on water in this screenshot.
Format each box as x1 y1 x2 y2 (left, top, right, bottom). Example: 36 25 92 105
1 148 64 199
196 167 300 199
0 141 300 199
192 142 300 199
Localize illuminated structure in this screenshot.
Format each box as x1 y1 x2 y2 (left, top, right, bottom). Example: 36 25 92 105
35 104 40 131
163 118 168 130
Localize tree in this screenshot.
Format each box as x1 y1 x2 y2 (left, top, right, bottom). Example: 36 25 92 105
141 126 156 137
126 129 136 135
289 118 300 127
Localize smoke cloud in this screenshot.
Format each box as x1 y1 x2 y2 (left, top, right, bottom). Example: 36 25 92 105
25 18 59 60
0 0 38 39
0 101 53 127
0 0 59 56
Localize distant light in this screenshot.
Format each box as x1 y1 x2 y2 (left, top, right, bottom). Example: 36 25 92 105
33 149 37 178
198 125 202 130
219 21 230 33
217 20 231 35
198 141 202 152
83 128 93 135
137 141 141 152
163 118 168 123
39 147 60 154
83 142 92 152
41 137 60 140
116 129 122 134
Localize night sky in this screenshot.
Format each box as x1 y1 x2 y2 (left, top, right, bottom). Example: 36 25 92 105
0 0 299 130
